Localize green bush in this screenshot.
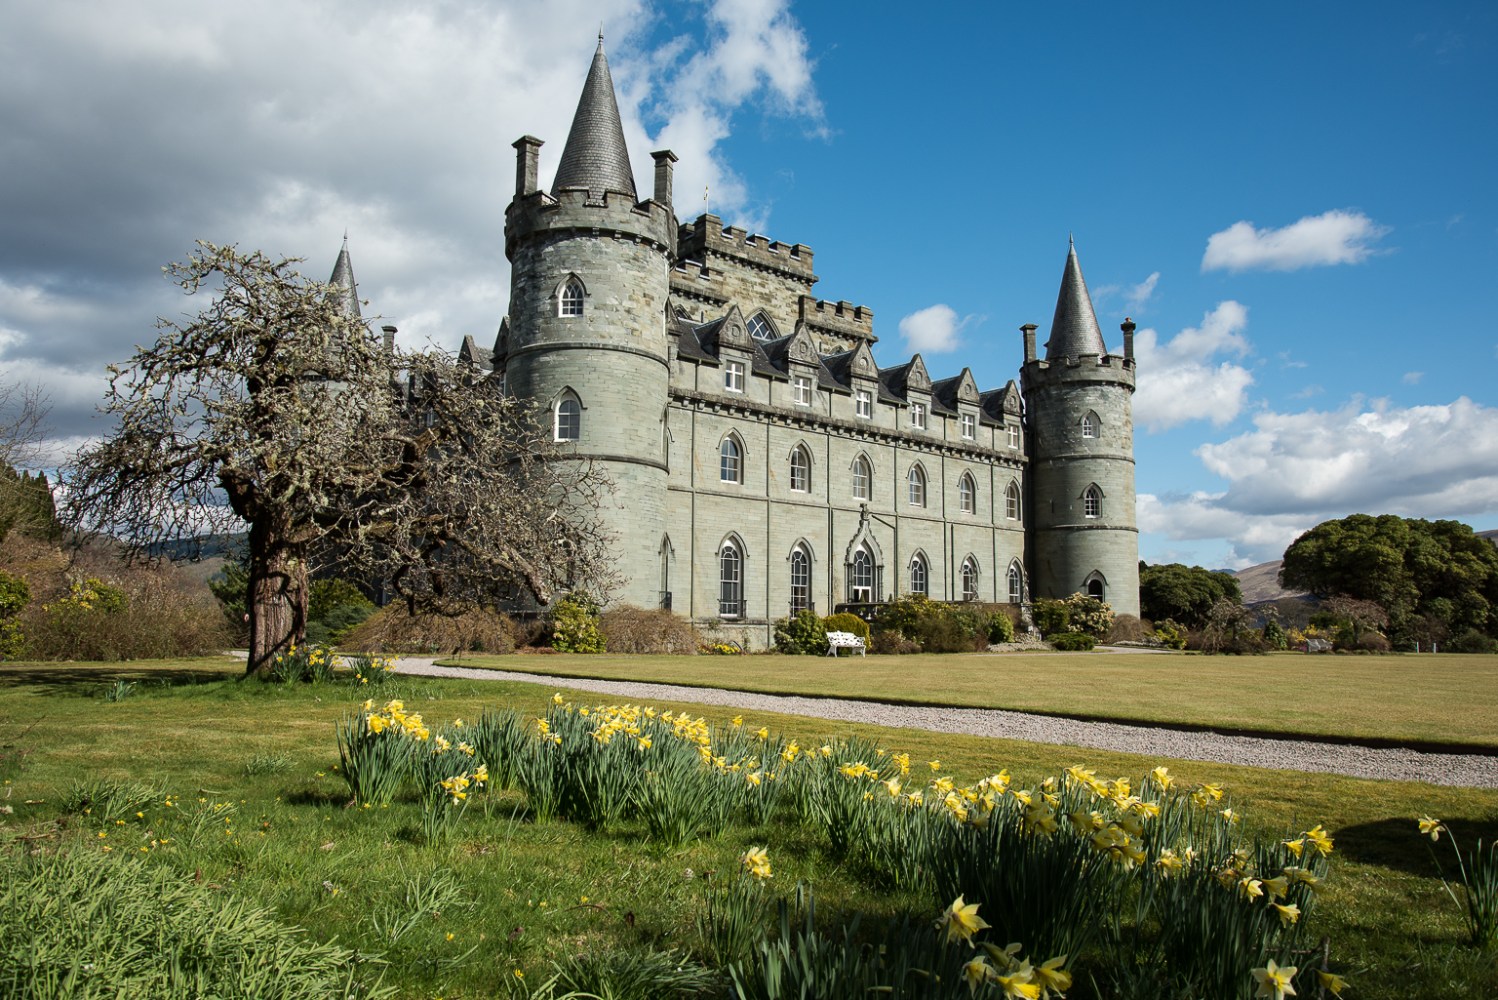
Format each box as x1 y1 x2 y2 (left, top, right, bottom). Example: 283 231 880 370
1032 599 1070 637
1153 619 1188 650
821 612 870 642
1262 618 1288 650
773 609 825 655
1447 629 1498 654
873 595 1011 652
987 606 1017 643
550 591 605 653
1061 593 1114 638
1048 631 1096 651
0 570 27 660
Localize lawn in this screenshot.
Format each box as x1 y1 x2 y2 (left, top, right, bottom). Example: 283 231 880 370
444 650 1498 750
1 657 1495 999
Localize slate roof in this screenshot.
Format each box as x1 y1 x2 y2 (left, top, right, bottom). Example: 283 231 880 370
328 237 361 319
551 37 637 201
1044 239 1107 360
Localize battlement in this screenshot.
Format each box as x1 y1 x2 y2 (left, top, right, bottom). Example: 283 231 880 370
679 214 816 280
505 187 676 260
799 295 875 343
1021 353 1136 392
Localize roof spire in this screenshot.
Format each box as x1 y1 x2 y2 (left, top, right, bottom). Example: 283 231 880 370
1044 238 1106 360
328 236 362 320
551 37 637 201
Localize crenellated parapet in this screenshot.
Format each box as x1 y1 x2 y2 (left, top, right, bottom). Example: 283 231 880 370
678 214 816 280
505 187 676 262
1021 350 1136 394
799 296 875 344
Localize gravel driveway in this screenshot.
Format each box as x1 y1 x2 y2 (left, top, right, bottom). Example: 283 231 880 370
391 658 1498 789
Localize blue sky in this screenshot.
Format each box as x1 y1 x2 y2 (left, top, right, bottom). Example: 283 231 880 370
2 0 1495 569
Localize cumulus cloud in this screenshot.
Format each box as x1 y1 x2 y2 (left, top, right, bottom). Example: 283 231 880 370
1132 302 1255 432
1402 371 1424 385
1140 396 1498 565
1201 209 1389 272
898 304 974 354
1124 272 1160 313
0 0 824 463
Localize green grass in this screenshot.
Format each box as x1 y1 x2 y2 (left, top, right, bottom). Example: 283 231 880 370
1 657 1496 999
443 650 1498 750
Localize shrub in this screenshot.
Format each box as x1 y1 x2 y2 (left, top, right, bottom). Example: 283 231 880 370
773 609 826 654
1354 631 1391 653
20 569 228 661
821 612 870 642
1153 619 1188 650
1447 629 1498 654
986 605 1017 644
339 603 516 655
599 604 699 653
870 629 921 655
1031 598 1070 637
1061 593 1114 638
1105 614 1151 645
1262 618 1288 650
874 595 1010 651
550 591 605 653
1048 631 1096 651
0 570 27 660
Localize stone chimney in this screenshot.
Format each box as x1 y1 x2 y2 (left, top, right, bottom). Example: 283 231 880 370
1022 323 1038 364
1120 317 1136 361
651 149 677 209
513 136 543 197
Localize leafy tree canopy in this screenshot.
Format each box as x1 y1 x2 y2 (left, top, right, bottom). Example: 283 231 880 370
1138 562 1242 629
1279 514 1498 641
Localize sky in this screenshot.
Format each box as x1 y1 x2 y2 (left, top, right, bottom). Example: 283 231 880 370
2 0 1495 570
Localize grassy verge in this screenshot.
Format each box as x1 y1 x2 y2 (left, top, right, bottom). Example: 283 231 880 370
439 650 1498 750
1 658 1495 999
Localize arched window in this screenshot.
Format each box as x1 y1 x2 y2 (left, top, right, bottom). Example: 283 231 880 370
1085 573 1106 601
1005 481 1022 521
851 455 872 501
719 540 743 617
849 544 876 602
559 278 585 317
1083 485 1102 518
554 395 581 441
747 311 776 342
907 464 926 507
1008 562 1024 604
789 545 811 613
909 552 929 597
959 473 976 514
1081 411 1099 438
961 557 980 602
789 445 811 493
720 435 743 484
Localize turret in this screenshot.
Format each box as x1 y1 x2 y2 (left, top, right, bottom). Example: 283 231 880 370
502 36 677 609
1021 240 1139 616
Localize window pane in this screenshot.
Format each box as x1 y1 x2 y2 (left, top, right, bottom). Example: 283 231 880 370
790 448 809 492
852 458 870 500
556 398 580 440
560 280 584 316
720 439 741 483
910 556 927 597
719 544 742 616
790 548 810 612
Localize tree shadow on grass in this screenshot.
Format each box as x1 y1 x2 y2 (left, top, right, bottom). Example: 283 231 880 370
1335 815 1498 878
0 664 238 698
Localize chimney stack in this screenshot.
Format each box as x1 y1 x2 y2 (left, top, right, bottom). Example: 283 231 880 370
513 136 543 197
1120 317 1136 361
1021 323 1038 364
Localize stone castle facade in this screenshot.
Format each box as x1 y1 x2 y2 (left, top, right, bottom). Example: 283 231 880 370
464 40 1138 646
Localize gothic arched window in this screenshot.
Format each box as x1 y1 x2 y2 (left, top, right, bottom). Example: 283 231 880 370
907 464 927 507
789 444 811 493
1081 410 1100 438
719 540 743 617
849 544 876 602
789 544 811 613
1006 481 1022 521
959 473 976 514
559 278 585 317
909 552 929 597
851 455 872 501
1083 484 1102 519
720 435 743 484
1085 573 1106 601
554 394 581 441
961 557 980 602
747 311 776 342
1008 562 1024 604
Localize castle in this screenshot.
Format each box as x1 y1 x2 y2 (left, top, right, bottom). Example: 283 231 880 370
460 39 1138 647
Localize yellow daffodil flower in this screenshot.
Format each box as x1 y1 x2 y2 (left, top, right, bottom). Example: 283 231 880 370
1419 815 1444 841
935 895 990 947
963 956 994 996
1250 959 1297 999
1304 824 1334 856
1034 955 1071 994
740 846 772 880
1271 902 1301 927
1151 765 1173 790
1316 970 1349 996
1282 837 1305 858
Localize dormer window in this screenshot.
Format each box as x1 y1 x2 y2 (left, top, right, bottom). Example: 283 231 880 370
747 312 775 342
855 390 872 419
960 413 976 439
910 403 926 430
1007 424 1020 449
725 361 745 392
793 375 813 406
559 278 584 317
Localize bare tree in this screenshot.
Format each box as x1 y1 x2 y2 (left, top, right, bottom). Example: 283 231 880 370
0 378 52 542
64 242 613 676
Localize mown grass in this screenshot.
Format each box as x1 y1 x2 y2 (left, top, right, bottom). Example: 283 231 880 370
1 657 1496 999
445 650 1498 750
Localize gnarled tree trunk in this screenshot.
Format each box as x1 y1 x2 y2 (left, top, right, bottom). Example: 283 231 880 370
245 518 308 677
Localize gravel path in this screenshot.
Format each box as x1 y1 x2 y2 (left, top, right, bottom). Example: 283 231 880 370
391 658 1498 789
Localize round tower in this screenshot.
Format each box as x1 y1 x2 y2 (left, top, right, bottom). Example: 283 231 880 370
1021 240 1140 617
503 38 676 608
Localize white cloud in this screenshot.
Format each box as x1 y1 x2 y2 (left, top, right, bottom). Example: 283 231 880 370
1124 272 1159 314
1402 371 1424 385
1140 396 1498 565
1201 209 1390 272
1132 301 1255 432
898 304 972 354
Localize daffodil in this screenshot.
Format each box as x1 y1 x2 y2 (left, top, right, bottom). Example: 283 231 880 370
1033 955 1071 995
936 895 990 947
1271 902 1301 927
1418 815 1444 841
994 963 1042 999
1250 959 1297 999
962 956 994 996
740 846 772 880
1316 970 1348 996
1282 837 1305 858
1151 765 1173 790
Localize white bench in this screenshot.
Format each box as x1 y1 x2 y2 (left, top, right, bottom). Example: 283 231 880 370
825 630 866 656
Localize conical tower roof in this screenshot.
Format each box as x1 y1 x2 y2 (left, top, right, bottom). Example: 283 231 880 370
1045 238 1106 360
328 235 361 319
551 36 637 201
